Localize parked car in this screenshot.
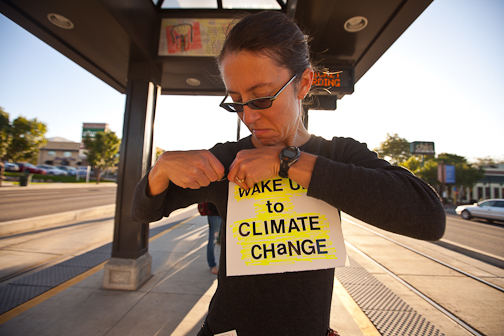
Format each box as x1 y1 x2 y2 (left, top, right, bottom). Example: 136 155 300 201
57 166 77 176
37 164 68 176
77 166 93 177
16 162 47 175
4 162 20 172
455 199 504 223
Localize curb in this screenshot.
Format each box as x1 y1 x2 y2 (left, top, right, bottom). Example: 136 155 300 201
0 204 116 236
0 183 116 191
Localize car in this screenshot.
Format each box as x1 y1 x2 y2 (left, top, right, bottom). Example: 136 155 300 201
3 162 20 172
16 162 47 175
37 164 68 176
77 166 93 177
455 199 504 223
57 166 77 176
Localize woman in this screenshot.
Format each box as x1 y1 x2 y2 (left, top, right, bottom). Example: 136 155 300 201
132 11 445 336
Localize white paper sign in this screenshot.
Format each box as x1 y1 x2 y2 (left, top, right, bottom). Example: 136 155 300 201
226 177 347 276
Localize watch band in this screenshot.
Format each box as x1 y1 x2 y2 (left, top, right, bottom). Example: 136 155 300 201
279 146 300 178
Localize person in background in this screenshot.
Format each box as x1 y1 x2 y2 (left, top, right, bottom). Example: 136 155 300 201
198 202 222 274
132 11 445 336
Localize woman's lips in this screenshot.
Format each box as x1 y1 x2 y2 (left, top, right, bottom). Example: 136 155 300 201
252 129 269 137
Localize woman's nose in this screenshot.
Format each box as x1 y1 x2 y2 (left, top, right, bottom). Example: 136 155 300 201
241 106 261 125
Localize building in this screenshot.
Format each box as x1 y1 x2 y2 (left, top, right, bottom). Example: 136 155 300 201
79 122 111 167
38 137 80 167
457 164 504 203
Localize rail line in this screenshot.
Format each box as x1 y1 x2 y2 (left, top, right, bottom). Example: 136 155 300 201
344 218 504 293
343 217 503 336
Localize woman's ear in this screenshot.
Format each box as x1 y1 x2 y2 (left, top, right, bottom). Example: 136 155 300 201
298 68 314 99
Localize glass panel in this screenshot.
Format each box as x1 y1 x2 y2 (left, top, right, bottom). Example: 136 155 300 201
480 200 495 207
161 0 217 9
223 0 282 9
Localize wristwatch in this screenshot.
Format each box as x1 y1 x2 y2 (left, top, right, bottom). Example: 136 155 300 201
279 146 300 178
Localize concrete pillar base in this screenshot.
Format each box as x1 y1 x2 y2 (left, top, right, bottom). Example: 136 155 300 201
102 253 152 291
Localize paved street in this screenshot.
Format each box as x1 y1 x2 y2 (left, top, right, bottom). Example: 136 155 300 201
0 184 117 222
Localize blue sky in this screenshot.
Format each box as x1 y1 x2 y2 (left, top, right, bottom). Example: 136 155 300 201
1 0 503 163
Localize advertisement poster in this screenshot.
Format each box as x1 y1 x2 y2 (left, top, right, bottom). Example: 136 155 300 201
158 18 233 56
226 177 348 277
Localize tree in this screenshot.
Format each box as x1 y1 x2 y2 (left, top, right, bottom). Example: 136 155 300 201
436 153 466 165
474 156 497 167
0 107 11 161
0 107 11 186
4 115 47 163
374 133 411 165
473 156 504 167
454 162 484 202
399 156 422 173
414 159 439 187
83 131 120 184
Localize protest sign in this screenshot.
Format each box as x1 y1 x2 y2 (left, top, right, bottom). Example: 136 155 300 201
226 177 347 276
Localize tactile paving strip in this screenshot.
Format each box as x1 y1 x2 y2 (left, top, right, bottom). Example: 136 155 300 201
335 258 445 336
0 218 188 316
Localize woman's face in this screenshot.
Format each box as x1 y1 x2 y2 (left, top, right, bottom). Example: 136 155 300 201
220 51 312 147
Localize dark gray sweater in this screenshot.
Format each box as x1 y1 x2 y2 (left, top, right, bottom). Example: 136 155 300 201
131 135 445 336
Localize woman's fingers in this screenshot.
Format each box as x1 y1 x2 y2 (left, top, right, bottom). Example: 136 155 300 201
228 147 281 190
150 150 225 191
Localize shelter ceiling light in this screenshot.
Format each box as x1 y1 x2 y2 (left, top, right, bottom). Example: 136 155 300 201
344 16 368 32
47 13 74 29
186 78 201 86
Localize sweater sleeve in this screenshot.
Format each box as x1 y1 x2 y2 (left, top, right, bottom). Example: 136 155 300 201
130 139 249 224
131 170 227 224
306 138 445 241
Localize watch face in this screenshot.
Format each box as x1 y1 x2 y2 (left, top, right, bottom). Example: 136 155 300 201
283 148 297 159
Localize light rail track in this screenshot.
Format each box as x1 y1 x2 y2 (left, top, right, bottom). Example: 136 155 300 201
345 218 504 294
343 217 503 336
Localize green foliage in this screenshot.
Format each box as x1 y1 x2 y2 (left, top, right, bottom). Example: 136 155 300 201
0 108 48 162
473 156 504 166
414 159 439 187
436 153 467 165
399 156 422 172
378 132 486 202
399 150 484 200
373 133 411 165
0 107 12 160
83 131 120 183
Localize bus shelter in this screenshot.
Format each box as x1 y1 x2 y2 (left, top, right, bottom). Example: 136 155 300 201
0 0 433 290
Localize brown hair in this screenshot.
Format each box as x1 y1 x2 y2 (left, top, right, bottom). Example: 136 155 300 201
218 11 312 82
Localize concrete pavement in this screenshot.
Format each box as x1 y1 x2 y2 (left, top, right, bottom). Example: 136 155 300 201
0 207 374 336
1 184 503 335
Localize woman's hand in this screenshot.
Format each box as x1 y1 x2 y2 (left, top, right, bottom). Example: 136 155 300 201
228 147 282 190
228 147 317 190
147 150 225 196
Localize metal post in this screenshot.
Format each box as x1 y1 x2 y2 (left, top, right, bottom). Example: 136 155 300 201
103 79 159 290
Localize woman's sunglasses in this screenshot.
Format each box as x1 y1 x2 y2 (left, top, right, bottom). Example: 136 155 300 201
219 75 297 112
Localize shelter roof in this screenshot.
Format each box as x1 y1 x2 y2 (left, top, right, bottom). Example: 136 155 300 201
0 0 432 101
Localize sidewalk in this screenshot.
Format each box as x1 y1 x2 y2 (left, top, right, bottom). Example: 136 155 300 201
1 199 496 335
0 208 372 336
